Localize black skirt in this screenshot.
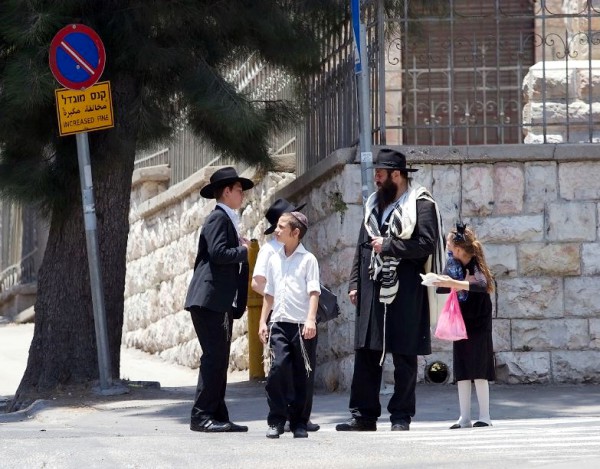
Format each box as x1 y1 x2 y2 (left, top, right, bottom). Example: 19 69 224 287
453 329 495 381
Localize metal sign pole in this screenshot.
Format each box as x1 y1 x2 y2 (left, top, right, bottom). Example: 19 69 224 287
75 132 112 390
352 0 375 205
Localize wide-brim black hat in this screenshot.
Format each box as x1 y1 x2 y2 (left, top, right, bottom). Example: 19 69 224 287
264 198 307 235
373 148 418 172
200 167 254 199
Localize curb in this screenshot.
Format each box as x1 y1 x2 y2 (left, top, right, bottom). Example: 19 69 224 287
0 399 48 423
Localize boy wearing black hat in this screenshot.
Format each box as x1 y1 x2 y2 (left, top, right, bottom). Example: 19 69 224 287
258 211 320 439
185 167 253 433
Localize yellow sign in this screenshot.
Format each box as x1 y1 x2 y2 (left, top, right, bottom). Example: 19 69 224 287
55 81 114 136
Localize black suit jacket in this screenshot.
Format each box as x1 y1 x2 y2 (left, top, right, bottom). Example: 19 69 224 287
184 205 249 318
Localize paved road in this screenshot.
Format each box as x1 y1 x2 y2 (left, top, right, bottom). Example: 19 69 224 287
2 323 600 468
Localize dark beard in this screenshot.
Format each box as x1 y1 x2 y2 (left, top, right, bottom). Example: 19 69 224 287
377 178 398 213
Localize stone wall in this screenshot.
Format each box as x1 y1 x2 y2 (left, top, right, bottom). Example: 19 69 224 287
124 144 600 388
523 60 600 143
279 144 600 388
124 163 296 372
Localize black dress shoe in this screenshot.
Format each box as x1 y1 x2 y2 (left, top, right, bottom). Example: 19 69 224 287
306 421 320 432
190 419 231 432
284 420 320 432
391 421 410 431
266 424 285 439
293 427 308 438
335 418 376 431
450 422 472 429
226 422 248 432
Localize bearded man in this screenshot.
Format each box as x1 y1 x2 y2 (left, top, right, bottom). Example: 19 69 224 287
336 148 444 432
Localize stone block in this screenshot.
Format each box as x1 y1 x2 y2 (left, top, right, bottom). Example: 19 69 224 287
493 319 511 352
304 171 348 223
340 165 363 206
590 318 600 349
432 165 461 231
559 162 600 200
552 351 600 383
468 215 544 243
494 351 551 384
524 162 557 212
577 68 600 99
321 315 355 359
547 202 596 241
461 165 495 216
231 311 248 342
229 335 249 371
497 277 563 319
582 243 600 275
315 355 355 391
493 164 524 215
523 131 564 144
526 101 600 125
519 243 581 276
485 244 518 278
319 247 356 287
512 319 589 351
565 277 600 316
523 65 577 101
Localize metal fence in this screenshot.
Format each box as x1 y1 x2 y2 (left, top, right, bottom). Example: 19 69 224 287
134 54 297 184
377 0 600 146
0 249 38 293
0 202 38 294
135 0 600 181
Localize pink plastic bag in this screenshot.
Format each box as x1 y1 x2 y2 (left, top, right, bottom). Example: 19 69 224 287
434 289 468 341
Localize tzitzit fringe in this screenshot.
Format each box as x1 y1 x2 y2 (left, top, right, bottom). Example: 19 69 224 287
262 322 275 373
223 312 230 341
298 324 313 377
379 304 387 366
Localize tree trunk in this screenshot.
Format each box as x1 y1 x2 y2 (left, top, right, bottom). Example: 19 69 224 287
10 79 137 410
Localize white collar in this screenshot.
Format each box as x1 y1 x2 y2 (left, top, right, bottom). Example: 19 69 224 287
216 202 240 235
276 242 307 258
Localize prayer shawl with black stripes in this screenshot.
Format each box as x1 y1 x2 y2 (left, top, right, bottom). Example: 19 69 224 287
364 184 445 364
363 184 445 305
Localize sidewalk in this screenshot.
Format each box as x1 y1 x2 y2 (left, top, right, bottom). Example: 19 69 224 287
2 322 600 468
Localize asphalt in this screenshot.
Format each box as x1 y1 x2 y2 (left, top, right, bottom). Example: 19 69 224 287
2 322 600 468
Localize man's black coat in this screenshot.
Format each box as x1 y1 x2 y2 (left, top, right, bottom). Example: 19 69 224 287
348 198 437 355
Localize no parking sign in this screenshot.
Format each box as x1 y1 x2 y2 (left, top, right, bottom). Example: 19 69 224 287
49 24 106 90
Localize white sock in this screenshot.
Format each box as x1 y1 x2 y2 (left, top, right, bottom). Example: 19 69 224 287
474 379 491 424
456 380 472 427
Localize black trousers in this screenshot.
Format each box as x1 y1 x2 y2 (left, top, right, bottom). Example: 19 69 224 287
266 322 316 430
189 307 233 423
348 348 417 424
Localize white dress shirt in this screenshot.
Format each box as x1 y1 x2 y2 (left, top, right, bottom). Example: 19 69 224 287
264 243 320 324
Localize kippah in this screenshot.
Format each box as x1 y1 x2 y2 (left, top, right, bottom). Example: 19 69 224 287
291 211 308 229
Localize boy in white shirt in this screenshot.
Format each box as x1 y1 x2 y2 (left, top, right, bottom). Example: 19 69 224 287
258 211 320 439
252 199 320 433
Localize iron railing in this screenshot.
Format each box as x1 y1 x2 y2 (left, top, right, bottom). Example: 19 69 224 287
135 0 600 181
0 249 38 293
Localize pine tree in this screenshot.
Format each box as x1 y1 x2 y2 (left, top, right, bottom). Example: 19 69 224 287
0 0 346 409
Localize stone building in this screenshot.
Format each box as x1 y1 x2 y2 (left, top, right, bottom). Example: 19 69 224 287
122 0 600 388
3 0 600 388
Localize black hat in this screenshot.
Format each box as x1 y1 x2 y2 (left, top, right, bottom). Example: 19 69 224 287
373 148 418 172
264 198 307 235
200 167 254 199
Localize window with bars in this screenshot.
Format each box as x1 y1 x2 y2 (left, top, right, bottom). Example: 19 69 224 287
394 0 535 145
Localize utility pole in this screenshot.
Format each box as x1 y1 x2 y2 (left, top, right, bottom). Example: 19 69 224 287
351 0 375 204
